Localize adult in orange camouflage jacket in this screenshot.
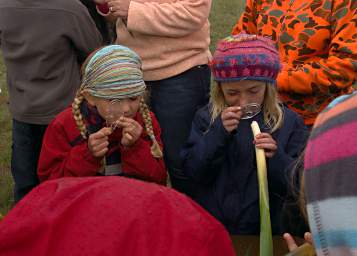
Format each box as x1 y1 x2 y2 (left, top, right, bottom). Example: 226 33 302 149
232 0 357 126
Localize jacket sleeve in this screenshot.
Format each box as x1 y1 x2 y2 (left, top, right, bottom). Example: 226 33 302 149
181 110 232 184
231 0 258 35
277 0 357 94
38 122 102 182
267 114 308 194
120 113 167 185
64 9 103 62
126 0 211 37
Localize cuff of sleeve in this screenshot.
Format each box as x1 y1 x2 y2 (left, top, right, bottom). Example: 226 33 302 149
203 116 234 150
212 116 234 140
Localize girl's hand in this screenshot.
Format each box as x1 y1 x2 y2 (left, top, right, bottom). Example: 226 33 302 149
88 127 112 158
118 116 143 147
254 132 277 158
283 232 313 252
221 106 242 133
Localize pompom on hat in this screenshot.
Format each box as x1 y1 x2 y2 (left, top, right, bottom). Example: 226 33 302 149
210 32 281 84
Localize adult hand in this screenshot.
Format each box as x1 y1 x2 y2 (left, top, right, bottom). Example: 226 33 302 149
88 127 112 158
254 132 277 158
221 106 242 133
118 116 143 147
283 232 313 252
106 0 131 19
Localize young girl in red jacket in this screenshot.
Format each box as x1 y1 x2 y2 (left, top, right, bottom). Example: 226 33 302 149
37 45 167 184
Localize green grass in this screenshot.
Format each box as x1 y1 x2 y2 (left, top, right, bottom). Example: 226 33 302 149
0 52 14 214
0 3 245 215
210 0 245 51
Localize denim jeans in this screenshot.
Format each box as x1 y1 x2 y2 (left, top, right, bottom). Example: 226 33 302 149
147 65 210 196
11 119 47 202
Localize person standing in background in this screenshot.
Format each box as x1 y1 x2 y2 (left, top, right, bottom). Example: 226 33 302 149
232 0 357 126
96 0 212 195
0 0 102 202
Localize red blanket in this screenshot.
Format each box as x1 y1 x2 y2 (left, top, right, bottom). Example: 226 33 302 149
0 177 235 256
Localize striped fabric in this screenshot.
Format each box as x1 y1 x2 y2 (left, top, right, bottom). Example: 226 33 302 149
82 45 146 100
304 92 357 256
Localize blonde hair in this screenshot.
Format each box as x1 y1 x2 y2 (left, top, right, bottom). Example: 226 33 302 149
71 47 163 158
209 82 283 132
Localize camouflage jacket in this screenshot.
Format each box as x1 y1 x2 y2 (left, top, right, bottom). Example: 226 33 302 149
233 0 357 125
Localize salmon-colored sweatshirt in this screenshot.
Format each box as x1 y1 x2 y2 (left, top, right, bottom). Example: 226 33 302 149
115 0 212 81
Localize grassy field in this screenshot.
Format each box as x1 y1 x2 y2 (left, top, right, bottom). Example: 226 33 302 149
0 51 14 215
0 2 245 215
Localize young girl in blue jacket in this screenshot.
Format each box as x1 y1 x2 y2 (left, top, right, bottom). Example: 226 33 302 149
181 33 308 235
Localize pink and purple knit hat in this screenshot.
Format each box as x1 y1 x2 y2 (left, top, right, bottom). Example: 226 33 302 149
211 33 281 84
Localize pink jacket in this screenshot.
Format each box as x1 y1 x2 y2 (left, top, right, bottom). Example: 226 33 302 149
115 0 212 81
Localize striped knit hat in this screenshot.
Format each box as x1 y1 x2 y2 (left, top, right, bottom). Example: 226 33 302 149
304 92 357 255
81 45 145 99
211 33 281 84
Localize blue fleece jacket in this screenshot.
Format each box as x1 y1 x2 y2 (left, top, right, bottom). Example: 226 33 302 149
181 104 308 235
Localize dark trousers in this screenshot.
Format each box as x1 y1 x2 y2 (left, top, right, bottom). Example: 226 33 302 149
147 65 211 196
11 119 47 202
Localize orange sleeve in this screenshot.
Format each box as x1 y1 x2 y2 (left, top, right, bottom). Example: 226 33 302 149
277 0 357 94
231 0 258 35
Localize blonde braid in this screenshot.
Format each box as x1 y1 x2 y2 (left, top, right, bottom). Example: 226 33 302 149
72 90 87 139
139 98 163 158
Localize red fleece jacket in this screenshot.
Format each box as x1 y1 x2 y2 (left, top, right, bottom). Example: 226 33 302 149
37 107 167 184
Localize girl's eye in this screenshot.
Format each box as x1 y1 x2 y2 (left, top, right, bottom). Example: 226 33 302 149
129 97 138 101
249 89 259 94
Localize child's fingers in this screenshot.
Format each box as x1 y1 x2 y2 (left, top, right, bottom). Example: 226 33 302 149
225 106 241 113
100 127 113 136
255 137 276 145
88 137 108 149
255 132 272 139
119 116 137 125
124 132 133 141
118 119 139 131
90 128 112 140
222 111 241 121
93 147 108 158
91 141 109 153
90 132 107 140
223 119 239 127
283 233 299 252
304 232 313 244
255 142 277 151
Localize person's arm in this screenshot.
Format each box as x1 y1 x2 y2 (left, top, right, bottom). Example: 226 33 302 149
64 7 103 62
231 0 258 35
277 0 356 94
120 113 167 185
267 114 308 193
38 122 102 182
126 0 211 37
181 110 232 184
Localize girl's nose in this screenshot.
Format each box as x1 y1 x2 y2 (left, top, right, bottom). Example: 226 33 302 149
239 99 248 107
120 102 131 115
